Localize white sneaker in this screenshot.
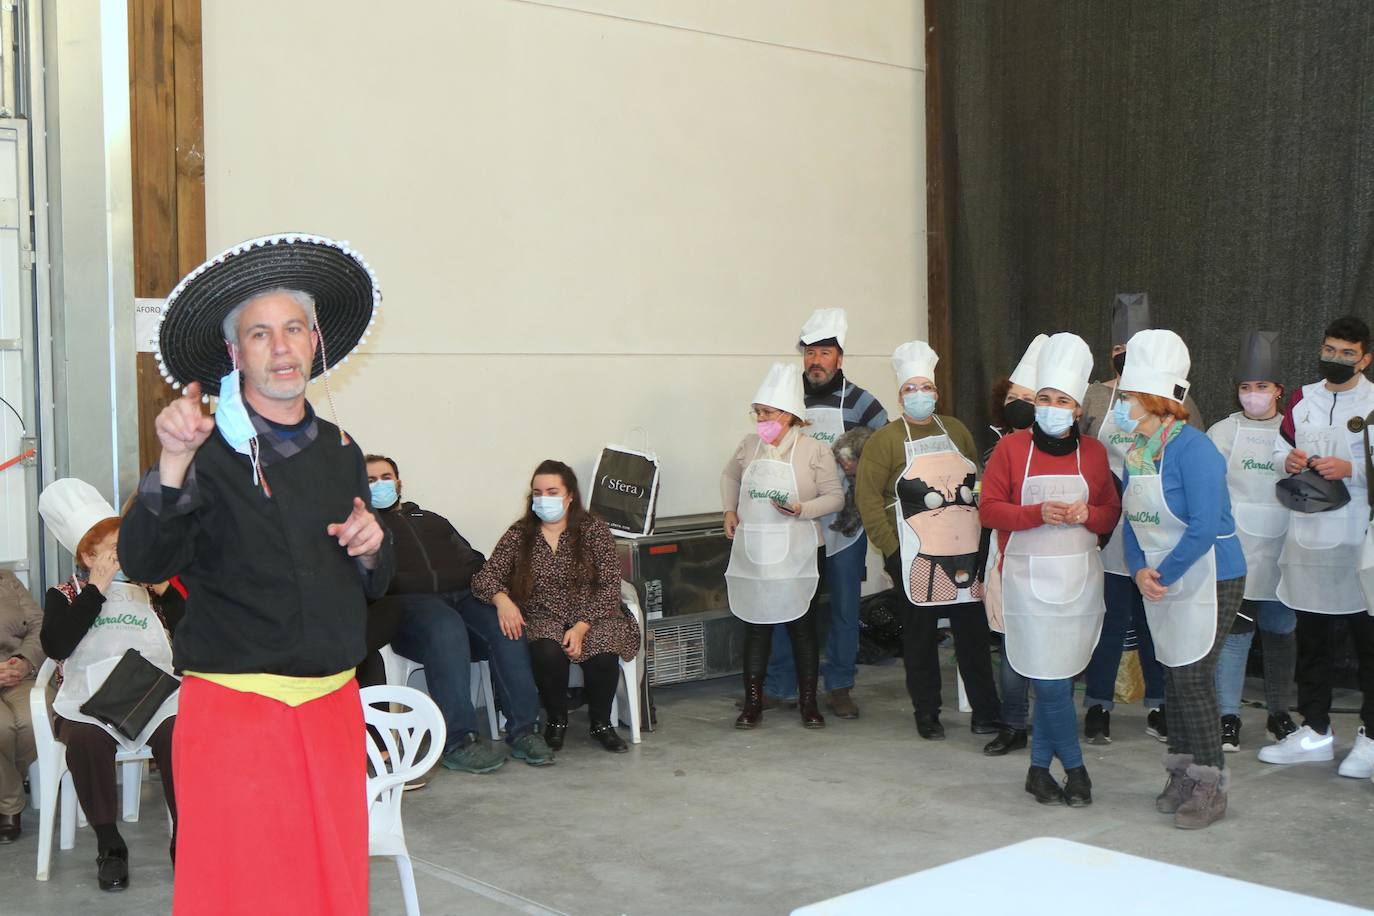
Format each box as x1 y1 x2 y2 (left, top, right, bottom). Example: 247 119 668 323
1257 724 1335 764
1337 727 1374 778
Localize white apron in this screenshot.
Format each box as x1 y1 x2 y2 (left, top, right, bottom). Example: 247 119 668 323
1001 447 1106 679
806 383 863 557
893 419 983 607
1121 447 1220 667
51 581 179 753
1278 421 1370 614
1225 421 1287 602
725 439 820 624
1096 381 1137 577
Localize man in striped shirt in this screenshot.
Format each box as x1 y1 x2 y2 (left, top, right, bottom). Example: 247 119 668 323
760 309 887 718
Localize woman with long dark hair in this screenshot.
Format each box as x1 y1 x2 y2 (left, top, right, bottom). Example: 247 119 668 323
472 460 640 753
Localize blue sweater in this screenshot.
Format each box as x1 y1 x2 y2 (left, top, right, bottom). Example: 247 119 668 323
1123 424 1247 586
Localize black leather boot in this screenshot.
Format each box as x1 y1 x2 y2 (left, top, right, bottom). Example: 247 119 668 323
97 846 130 891
1063 765 1093 807
736 676 764 729
543 714 568 751
1025 766 1066 805
589 722 628 753
798 676 825 729
983 727 1029 756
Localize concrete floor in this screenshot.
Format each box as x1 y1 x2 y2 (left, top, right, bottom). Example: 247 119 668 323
4 657 1373 916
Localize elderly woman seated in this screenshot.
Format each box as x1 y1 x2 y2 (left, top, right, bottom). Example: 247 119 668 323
472 460 639 754
38 480 182 891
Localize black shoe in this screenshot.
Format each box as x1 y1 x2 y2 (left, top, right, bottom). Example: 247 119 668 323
1146 706 1168 742
0 812 19 844
1024 766 1066 805
1084 704 1111 745
590 723 628 753
544 716 568 752
914 713 946 740
983 728 1028 756
1266 712 1298 742
97 847 130 892
970 719 1001 735
1221 714 1242 753
1063 766 1093 807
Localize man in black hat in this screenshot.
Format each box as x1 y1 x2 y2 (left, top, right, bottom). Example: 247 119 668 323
119 236 393 915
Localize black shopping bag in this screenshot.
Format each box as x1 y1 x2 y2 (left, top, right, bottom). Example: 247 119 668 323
589 444 660 537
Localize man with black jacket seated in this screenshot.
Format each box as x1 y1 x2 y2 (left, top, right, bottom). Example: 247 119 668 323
366 454 554 772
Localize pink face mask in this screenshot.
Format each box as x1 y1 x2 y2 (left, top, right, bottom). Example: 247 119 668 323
756 420 784 443
1239 390 1274 417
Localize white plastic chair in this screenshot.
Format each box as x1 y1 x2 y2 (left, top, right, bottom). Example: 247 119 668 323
566 582 646 744
362 685 445 916
29 659 167 881
378 644 499 740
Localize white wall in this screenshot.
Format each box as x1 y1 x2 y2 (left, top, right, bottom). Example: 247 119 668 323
203 0 925 553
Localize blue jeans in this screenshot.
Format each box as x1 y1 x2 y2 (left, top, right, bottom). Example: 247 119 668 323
390 589 540 752
999 651 1031 729
1031 678 1083 769
1214 599 1295 716
1083 573 1165 710
766 534 867 697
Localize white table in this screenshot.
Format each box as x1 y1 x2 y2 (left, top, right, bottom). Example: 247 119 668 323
792 837 1371 915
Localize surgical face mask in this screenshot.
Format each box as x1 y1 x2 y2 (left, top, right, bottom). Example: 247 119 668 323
756 419 784 443
532 495 568 523
215 368 258 452
111 569 130 583
369 479 398 510
1001 398 1035 431
902 390 937 421
1112 351 1127 376
1111 396 1141 435
1035 405 1076 437
1318 357 1359 385
1238 390 1275 417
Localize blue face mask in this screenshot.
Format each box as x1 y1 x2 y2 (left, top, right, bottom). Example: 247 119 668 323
1112 396 1141 435
215 368 258 452
369 479 398 510
1035 405 1076 437
902 390 937 421
111 569 130 583
532 495 568 523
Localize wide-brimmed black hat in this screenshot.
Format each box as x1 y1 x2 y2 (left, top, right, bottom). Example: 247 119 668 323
156 233 381 396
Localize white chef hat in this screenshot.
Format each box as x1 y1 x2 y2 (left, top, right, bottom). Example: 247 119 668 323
1008 334 1050 390
38 478 118 556
1035 333 1094 404
752 362 807 419
892 340 939 386
797 308 848 352
1120 329 1191 403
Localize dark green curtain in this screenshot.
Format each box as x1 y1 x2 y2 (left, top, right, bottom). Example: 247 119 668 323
940 1 1374 441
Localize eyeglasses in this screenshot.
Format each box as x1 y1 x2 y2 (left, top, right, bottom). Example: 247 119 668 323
899 383 938 396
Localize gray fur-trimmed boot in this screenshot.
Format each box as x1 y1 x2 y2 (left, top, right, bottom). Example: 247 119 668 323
1174 764 1229 830
1155 754 1194 814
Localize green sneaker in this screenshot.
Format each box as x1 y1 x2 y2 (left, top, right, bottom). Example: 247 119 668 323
441 735 507 774
511 733 556 767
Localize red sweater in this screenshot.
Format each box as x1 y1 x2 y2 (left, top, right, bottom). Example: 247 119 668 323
979 429 1121 560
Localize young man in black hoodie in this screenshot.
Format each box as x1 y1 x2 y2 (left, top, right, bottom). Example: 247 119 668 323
366 455 554 772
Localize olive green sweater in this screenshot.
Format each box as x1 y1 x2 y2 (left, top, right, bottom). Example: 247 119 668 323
855 415 980 558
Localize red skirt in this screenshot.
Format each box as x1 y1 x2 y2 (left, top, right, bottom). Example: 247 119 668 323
172 677 367 916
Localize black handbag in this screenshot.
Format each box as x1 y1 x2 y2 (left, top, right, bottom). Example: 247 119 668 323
79 648 180 740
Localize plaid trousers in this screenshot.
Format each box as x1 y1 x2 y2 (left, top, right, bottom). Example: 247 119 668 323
1163 575 1245 768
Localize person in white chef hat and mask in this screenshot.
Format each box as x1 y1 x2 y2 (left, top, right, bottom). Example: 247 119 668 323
982 333 1120 806
1117 330 1246 829
722 363 844 729
37 478 181 891
1205 331 1299 754
854 341 1001 742
750 309 889 721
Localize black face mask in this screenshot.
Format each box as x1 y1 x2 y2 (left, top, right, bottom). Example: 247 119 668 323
1001 398 1035 431
1112 351 1127 376
1318 357 1360 385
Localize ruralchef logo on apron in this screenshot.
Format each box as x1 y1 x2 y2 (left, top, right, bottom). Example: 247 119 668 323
1226 421 1287 602
806 386 863 557
589 444 661 538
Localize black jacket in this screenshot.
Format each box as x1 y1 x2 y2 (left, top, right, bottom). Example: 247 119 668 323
118 418 395 677
379 501 485 595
